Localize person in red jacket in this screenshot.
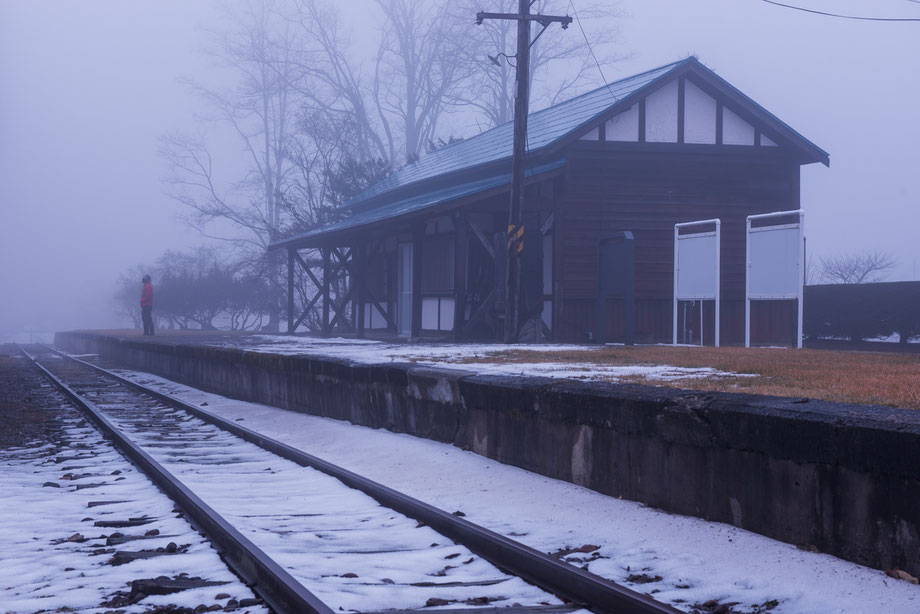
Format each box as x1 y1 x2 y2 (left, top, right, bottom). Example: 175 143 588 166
140 275 154 336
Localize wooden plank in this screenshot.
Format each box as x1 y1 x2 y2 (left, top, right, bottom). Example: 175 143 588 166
453 214 468 340
287 249 295 334
638 99 646 143
293 292 321 331
329 286 355 330
365 287 397 331
321 248 330 336
716 101 724 145
469 219 496 261
677 77 685 145
411 225 423 338
356 243 366 338
554 150 800 343
294 251 322 293
463 289 496 337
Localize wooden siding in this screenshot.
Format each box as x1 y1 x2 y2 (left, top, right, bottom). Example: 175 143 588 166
421 235 454 294
556 145 801 344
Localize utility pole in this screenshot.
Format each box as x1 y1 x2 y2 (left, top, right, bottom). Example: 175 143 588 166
477 2 571 343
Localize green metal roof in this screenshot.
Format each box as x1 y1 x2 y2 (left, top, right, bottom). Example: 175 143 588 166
271 159 565 249
271 56 829 250
343 58 689 210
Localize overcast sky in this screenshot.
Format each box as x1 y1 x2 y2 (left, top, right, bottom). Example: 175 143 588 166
1 0 918 340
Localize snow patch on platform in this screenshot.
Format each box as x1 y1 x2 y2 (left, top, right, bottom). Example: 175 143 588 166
212 336 754 382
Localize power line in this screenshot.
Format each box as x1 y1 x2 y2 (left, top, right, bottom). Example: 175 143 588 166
477 1 572 343
568 0 618 101
761 0 920 22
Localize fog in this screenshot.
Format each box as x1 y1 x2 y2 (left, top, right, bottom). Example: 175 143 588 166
1 0 917 341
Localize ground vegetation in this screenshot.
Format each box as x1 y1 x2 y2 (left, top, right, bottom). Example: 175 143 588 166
449 345 920 409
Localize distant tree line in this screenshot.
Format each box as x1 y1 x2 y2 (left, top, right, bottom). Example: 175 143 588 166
813 250 898 285
115 248 273 331
804 250 917 343
805 281 920 344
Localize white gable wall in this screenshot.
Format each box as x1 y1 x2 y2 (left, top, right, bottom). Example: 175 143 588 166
722 107 755 145
579 127 600 141
645 79 679 143
683 80 717 144
606 104 639 142
577 76 780 150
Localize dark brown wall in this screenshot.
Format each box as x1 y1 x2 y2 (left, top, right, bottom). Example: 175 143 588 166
555 145 801 344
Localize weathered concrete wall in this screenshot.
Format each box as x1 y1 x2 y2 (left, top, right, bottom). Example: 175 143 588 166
56 331 920 576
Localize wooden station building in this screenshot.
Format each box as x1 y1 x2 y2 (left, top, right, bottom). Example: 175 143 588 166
272 57 829 344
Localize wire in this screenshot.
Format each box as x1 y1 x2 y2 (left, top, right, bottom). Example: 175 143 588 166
568 0 618 101
761 0 920 21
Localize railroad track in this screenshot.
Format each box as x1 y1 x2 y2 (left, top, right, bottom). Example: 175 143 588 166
19 344 682 614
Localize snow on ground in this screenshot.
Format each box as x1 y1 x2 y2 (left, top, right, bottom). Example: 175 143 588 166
0 401 266 613
118 370 920 614
211 335 752 383
865 333 919 344
109 405 566 611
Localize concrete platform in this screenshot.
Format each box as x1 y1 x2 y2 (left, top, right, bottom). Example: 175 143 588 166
56 330 920 576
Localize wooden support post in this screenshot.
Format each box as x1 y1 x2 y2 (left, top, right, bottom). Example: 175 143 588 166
322 247 331 337
356 243 366 338
476 1 570 344
411 225 423 338
287 248 295 334
453 214 468 341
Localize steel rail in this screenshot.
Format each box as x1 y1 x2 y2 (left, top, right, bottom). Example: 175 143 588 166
46 345 682 614
19 345 335 614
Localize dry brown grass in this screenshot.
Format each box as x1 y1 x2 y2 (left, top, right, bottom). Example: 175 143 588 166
452 346 920 409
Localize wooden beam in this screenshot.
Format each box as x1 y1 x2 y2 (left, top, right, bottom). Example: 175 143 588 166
469 219 496 261
287 248 295 334
365 287 397 332
638 98 646 143
324 246 354 332
716 101 724 145
411 225 423 338
356 243 366 338
325 246 353 287
463 289 496 338
677 77 685 145
329 285 355 330
322 248 331 336
453 213 468 341
294 251 321 290
292 292 321 331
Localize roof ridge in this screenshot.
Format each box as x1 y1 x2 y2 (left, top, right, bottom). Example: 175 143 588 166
343 57 696 209
534 56 696 111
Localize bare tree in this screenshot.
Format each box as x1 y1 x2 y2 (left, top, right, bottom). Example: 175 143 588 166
159 0 629 333
372 0 477 163
162 0 307 249
818 250 899 284
287 0 473 166
458 0 625 128
288 0 389 164
160 0 321 331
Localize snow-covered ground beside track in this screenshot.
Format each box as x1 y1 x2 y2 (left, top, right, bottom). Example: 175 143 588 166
118 369 920 614
0 399 266 613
